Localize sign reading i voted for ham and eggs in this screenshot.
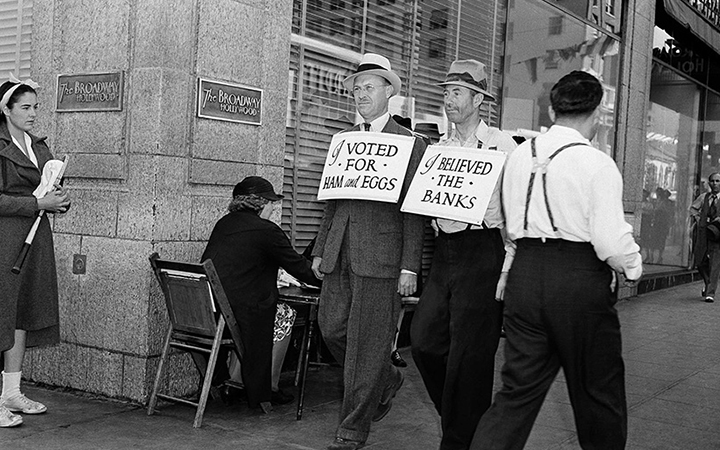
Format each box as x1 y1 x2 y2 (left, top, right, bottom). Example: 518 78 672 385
317 131 416 203
401 145 506 225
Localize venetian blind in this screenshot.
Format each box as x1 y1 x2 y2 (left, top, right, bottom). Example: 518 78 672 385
0 0 32 79
285 0 509 276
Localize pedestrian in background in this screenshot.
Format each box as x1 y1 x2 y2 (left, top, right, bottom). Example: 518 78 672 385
471 70 642 450
690 172 720 303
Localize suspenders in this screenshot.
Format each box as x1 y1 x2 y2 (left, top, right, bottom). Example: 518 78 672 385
523 138 585 232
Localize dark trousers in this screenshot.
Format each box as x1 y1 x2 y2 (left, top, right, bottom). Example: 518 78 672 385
699 240 720 297
203 302 275 408
318 239 401 443
411 229 504 450
471 239 627 450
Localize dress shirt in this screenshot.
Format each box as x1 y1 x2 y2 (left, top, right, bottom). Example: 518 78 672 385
432 120 518 272
503 125 642 280
361 112 390 133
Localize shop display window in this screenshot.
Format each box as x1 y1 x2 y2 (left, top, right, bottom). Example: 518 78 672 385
501 0 620 154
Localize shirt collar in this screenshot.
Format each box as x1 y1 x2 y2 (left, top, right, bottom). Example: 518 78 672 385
547 124 591 144
364 112 390 132
448 119 490 146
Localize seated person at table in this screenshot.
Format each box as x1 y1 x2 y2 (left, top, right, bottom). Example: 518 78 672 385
201 176 318 411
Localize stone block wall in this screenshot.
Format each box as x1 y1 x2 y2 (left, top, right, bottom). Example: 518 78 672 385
23 0 293 403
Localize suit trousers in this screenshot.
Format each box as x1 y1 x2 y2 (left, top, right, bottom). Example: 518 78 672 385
411 228 504 450
318 238 401 443
699 240 720 298
470 239 627 450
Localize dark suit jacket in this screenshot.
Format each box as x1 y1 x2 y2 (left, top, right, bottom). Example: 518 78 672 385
312 117 427 278
693 192 716 268
202 209 317 313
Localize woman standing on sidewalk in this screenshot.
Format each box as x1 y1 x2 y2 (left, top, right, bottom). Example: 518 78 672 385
0 76 71 428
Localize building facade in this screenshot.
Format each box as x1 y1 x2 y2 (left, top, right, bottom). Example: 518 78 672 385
2 0 715 401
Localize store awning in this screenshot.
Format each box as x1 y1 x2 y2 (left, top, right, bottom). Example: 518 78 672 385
663 0 720 55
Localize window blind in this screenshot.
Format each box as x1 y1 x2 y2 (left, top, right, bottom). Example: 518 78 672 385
0 0 32 79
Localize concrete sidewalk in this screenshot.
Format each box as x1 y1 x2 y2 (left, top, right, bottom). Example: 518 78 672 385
4 280 720 449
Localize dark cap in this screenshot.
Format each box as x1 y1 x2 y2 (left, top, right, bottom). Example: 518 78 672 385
232 176 283 201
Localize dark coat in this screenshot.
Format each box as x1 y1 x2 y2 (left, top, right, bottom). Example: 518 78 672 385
0 121 59 352
693 192 715 268
201 209 317 406
312 117 427 277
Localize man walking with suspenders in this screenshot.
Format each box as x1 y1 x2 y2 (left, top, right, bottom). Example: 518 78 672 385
470 71 642 450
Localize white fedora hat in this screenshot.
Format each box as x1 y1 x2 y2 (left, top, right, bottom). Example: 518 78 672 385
343 53 402 97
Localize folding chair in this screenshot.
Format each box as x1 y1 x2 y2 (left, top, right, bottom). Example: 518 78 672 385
146 253 251 428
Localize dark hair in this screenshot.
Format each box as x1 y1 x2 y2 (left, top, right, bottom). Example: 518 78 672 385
0 81 37 113
550 71 603 118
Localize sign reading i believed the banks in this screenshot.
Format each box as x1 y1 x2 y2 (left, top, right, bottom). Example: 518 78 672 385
197 78 262 125
401 145 506 225
56 72 123 112
317 131 415 203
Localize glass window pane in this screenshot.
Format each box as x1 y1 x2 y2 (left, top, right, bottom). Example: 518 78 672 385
545 0 621 31
652 25 709 88
501 0 620 155
641 62 701 268
701 92 720 182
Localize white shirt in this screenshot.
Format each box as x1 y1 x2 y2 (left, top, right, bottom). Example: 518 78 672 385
503 125 642 280
362 113 390 132
432 120 518 272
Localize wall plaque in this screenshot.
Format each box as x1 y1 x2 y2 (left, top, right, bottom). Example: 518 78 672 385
197 78 262 125
56 72 123 112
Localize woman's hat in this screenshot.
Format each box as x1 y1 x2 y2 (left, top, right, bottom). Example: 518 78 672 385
437 59 495 102
233 176 283 201
343 53 402 97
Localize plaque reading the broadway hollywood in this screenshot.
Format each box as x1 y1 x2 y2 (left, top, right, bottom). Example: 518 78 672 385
197 78 262 125
401 145 506 225
56 72 123 112
317 131 415 203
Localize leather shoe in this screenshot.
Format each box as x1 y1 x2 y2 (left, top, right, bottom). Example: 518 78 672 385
326 437 365 450
706 296 715 303
372 368 404 422
391 350 407 367
271 388 295 405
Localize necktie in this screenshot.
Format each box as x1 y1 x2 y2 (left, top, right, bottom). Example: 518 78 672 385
363 123 371 131
711 194 717 218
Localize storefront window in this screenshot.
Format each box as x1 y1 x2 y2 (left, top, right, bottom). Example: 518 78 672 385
641 61 701 268
501 0 620 155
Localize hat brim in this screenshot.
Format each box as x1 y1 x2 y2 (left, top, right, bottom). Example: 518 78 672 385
437 81 496 102
343 70 401 97
258 191 283 201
